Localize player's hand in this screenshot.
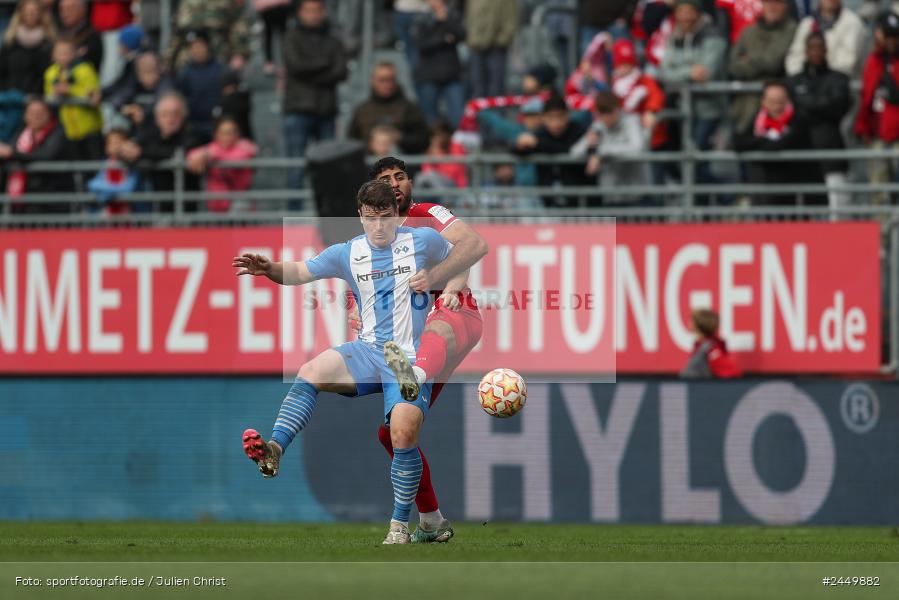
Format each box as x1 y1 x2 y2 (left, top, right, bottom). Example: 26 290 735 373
232 253 272 276
409 268 432 293
438 291 461 311
347 305 362 332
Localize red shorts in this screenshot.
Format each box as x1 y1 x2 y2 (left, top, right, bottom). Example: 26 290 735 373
425 292 483 406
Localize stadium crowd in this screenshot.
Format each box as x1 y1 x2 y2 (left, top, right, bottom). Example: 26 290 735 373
0 0 897 215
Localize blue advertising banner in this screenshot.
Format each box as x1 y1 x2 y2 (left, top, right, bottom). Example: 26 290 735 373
0 378 895 524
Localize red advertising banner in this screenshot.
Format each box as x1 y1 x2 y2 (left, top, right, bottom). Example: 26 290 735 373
0 222 881 374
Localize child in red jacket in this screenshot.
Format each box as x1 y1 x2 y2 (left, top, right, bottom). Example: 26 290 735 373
681 308 743 378
610 38 668 149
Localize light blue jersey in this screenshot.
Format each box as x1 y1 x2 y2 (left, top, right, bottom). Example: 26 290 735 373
306 226 450 360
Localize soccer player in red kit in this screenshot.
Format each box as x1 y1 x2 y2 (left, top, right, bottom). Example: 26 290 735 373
363 156 487 543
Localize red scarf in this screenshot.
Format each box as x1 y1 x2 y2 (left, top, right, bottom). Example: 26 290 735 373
612 69 649 113
6 119 57 196
753 103 794 139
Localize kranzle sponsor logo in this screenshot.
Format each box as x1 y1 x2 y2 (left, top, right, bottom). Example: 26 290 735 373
355 265 412 283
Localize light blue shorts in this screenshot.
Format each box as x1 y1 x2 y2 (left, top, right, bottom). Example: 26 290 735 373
333 340 431 424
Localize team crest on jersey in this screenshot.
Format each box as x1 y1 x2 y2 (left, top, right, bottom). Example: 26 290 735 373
393 245 409 255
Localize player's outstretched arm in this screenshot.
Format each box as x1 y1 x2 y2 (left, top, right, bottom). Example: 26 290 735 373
232 254 315 286
409 220 487 292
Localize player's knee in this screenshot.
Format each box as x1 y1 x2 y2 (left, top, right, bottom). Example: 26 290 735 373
390 425 417 448
297 362 321 386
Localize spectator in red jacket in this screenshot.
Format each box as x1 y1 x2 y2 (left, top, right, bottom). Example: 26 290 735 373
610 38 668 148
680 308 743 378
854 12 899 204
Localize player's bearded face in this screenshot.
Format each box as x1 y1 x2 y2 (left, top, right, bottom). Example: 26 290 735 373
359 205 399 247
377 168 413 213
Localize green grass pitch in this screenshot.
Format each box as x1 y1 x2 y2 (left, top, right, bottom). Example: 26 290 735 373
1 522 897 599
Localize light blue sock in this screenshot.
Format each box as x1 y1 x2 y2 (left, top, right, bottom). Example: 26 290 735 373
271 377 317 452
390 446 422 524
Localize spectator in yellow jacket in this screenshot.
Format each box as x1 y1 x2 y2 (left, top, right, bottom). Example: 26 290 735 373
44 38 103 158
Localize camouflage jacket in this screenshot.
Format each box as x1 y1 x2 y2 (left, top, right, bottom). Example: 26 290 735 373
164 0 251 69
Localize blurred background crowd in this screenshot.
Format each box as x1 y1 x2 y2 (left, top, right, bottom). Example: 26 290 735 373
1 0 899 216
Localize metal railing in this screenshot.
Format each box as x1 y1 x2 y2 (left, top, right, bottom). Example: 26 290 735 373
3 147 899 223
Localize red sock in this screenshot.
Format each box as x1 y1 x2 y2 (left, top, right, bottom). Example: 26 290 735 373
416 331 448 381
377 424 439 514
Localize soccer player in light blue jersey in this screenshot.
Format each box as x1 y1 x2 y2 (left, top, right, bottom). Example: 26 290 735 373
233 180 450 544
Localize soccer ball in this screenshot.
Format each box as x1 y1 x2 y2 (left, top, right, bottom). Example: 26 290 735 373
478 368 527 418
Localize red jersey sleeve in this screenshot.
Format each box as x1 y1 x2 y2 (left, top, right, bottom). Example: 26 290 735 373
405 203 458 233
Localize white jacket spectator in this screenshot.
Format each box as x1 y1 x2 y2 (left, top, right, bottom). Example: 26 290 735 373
785 0 868 76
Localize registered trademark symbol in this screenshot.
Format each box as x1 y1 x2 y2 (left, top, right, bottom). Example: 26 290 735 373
840 383 879 434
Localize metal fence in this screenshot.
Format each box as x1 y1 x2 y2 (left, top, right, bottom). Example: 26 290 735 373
2 147 899 225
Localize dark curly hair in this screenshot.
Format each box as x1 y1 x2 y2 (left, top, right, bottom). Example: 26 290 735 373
368 156 408 181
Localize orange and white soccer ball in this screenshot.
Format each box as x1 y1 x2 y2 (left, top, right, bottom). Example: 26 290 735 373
478 368 527 418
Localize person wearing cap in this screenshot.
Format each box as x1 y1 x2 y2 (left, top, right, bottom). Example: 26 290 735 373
610 38 667 148
100 25 144 112
729 0 796 134
855 12 899 204
658 0 726 195
175 29 224 143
